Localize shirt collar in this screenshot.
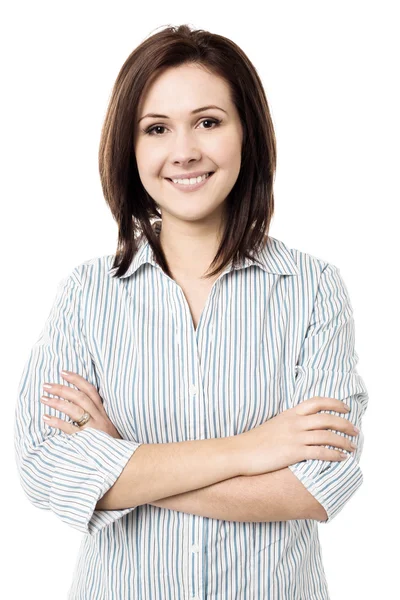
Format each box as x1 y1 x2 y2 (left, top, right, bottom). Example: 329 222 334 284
107 220 300 279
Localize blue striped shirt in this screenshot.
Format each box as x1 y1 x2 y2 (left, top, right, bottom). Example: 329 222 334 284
14 223 368 599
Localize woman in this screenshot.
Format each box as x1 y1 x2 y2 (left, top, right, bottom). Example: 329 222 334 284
14 24 368 599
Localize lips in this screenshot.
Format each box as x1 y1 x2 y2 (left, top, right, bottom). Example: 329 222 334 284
165 171 215 193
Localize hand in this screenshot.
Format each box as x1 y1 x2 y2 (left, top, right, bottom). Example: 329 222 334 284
40 370 122 439
236 396 359 476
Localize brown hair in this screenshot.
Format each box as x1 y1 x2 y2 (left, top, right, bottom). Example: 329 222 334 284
99 24 276 280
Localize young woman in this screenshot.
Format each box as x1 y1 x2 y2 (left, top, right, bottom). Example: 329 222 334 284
14 24 368 599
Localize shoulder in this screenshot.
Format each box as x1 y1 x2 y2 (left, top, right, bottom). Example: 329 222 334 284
268 235 339 279
273 237 351 308
269 237 352 315
62 254 116 289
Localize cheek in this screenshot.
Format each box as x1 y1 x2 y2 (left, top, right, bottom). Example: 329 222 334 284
212 130 242 165
135 152 162 179
222 148 242 178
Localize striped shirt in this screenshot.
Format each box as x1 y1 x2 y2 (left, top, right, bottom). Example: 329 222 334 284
14 221 368 599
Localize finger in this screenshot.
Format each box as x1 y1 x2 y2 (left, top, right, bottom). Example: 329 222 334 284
305 413 356 437
42 382 101 418
296 396 350 416
60 371 104 410
40 395 88 424
42 413 82 435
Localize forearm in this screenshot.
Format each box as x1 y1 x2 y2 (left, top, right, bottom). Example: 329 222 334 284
149 467 327 522
96 435 241 510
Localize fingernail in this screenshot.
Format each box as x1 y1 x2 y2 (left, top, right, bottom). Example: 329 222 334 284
344 404 350 411
61 370 71 376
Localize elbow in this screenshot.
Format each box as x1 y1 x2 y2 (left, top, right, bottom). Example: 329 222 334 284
15 438 66 515
16 459 51 511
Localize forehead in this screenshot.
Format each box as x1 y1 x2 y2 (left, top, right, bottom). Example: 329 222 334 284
138 64 231 113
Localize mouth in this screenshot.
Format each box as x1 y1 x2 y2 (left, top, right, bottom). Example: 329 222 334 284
165 171 215 192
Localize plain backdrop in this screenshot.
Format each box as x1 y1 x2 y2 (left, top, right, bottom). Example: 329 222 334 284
2 1 398 598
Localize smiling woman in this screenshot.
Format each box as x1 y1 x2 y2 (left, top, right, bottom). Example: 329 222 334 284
131 60 246 280
14 22 368 600
98 26 276 283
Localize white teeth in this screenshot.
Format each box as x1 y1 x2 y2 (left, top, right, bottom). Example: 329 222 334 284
171 172 210 185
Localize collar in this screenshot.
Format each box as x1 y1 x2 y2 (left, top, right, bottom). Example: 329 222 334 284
107 220 300 278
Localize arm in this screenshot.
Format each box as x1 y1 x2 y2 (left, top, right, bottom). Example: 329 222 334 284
95 434 242 510
148 468 327 522
286 263 369 524
14 270 143 537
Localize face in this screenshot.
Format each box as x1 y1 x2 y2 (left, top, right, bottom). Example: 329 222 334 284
134 63 244 229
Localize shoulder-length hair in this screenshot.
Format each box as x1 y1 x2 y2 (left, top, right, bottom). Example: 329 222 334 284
99 24 276 280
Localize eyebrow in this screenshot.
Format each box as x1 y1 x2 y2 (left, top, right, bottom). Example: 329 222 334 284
137 105 227 124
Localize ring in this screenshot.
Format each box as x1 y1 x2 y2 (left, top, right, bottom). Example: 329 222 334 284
73 411 91 427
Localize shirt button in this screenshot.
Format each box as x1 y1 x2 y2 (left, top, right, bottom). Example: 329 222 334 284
189 384 197 396
191 544 200 553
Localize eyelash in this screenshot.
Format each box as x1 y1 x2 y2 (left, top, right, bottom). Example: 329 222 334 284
143 118 222 136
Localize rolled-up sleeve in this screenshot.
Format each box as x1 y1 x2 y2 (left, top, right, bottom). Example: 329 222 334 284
14 269 143 536
287 263 369 524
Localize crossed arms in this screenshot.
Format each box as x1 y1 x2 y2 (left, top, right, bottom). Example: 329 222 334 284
148 467 328 522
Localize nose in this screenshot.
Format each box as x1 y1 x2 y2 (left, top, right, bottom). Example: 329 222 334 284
169 129 202 165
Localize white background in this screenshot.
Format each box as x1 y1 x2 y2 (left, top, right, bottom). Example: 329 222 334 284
2 1 398 598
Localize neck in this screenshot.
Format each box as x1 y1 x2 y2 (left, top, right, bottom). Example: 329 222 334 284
158 216 225 279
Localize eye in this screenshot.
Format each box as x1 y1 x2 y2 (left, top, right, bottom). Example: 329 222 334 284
143 118 221 136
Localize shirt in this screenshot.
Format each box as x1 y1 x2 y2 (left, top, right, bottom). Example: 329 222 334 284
14 221 369 599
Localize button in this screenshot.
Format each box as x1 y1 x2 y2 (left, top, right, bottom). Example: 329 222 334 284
191 544 200 553
189 384 197 395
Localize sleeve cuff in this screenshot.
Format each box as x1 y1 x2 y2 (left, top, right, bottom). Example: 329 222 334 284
50 427 143 536
288 455 364 524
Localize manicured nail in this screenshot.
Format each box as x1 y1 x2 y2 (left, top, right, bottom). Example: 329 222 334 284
61 370 71 376
43 415 51 421
43 384 53 390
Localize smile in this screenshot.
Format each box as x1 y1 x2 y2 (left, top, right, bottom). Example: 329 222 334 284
165 172 214 192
